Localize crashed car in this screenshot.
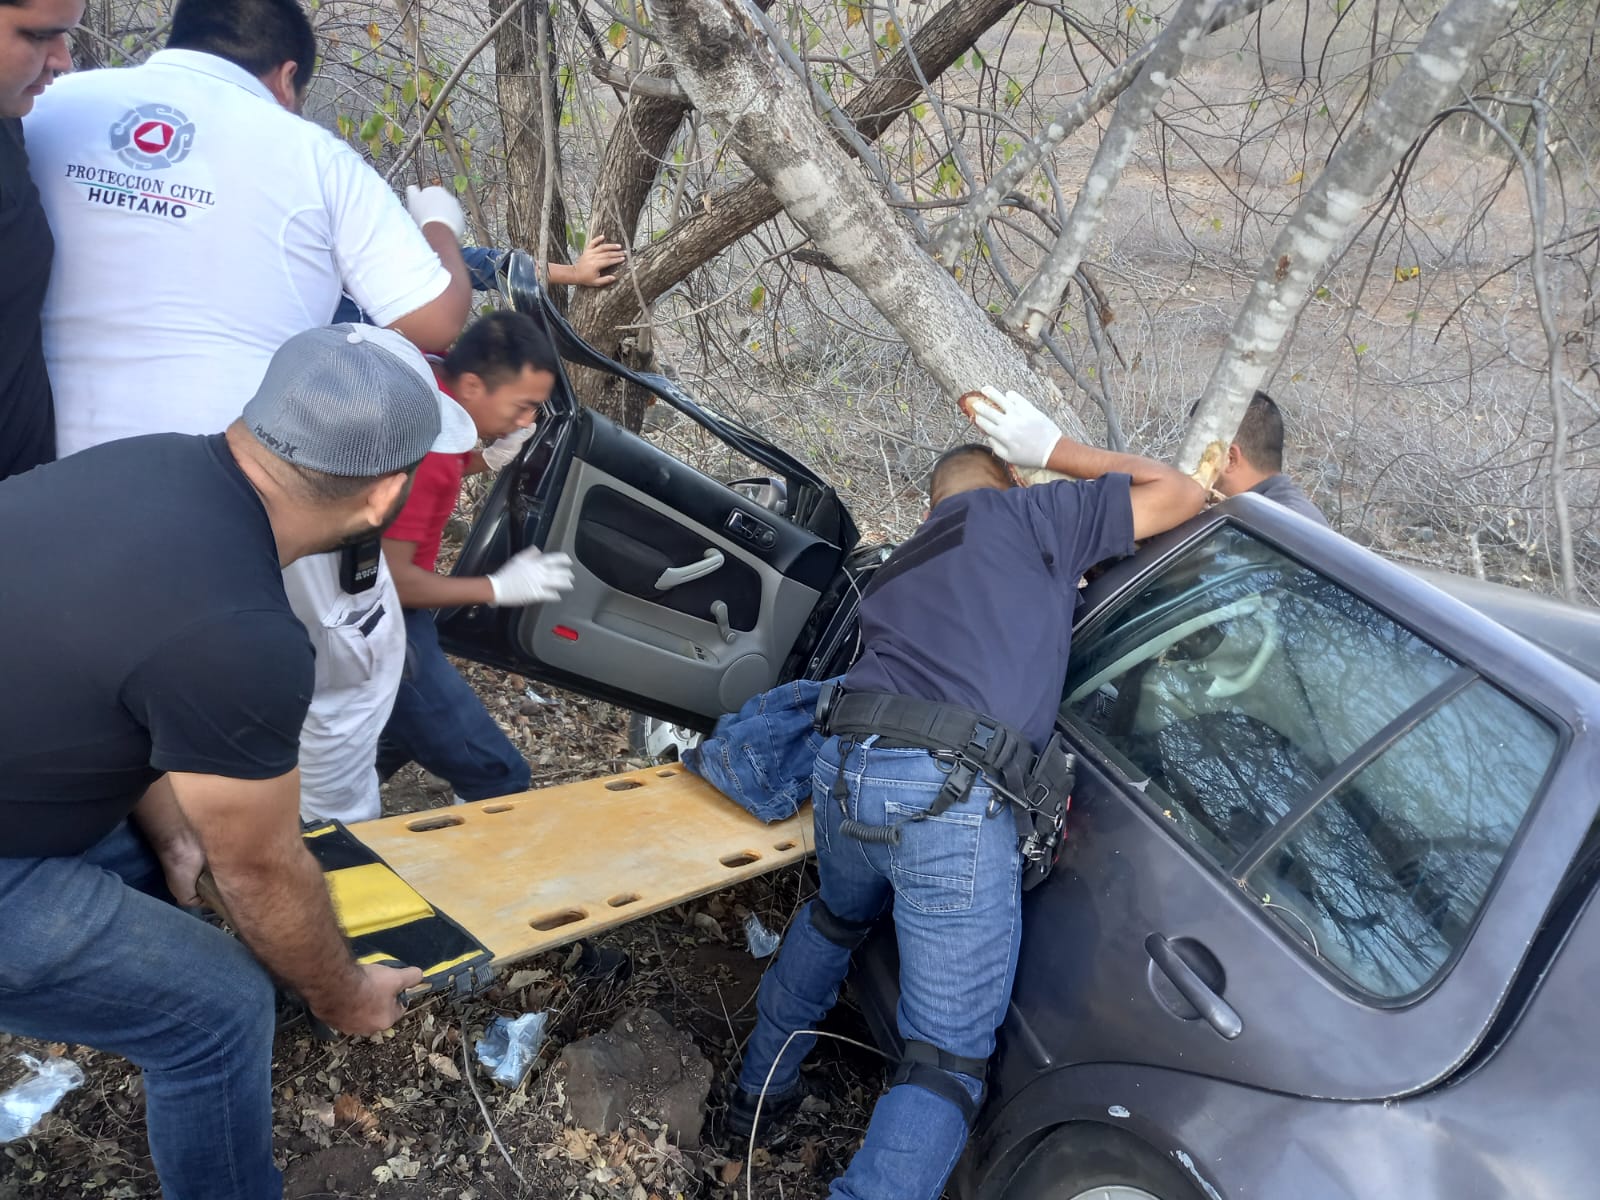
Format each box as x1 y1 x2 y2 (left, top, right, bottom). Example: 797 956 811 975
443 254 1600 1200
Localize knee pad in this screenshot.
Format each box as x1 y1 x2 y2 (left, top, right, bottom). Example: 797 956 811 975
807 899 876 950
890 1040 988 1128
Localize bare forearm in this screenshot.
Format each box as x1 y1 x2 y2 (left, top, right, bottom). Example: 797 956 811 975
212 845 362 1013
383 543 495 609
1044 437 1176 487
1045 436 1205 540
133 776 199 857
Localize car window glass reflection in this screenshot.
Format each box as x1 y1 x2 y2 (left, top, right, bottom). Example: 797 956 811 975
1245 681 1555 998
1062 525 1558 999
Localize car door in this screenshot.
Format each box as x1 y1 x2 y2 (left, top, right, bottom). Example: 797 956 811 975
992 496 1600 1104
437 255 858 729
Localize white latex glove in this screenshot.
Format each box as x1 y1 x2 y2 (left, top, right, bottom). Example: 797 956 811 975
404 184 466 241
480 425 536 473
487 549 574 607
972 385 1063 470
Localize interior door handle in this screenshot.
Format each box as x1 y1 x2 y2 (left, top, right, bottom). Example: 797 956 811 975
1145 933 1243 1040
655 548 724 590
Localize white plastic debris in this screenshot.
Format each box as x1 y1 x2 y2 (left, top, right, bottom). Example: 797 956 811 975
743 913 781 959
0 1054 85 1142
474 1011 551 1087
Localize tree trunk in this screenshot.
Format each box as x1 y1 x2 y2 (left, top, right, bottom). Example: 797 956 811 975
572 0 1026 390
648 0 1089 438
567 70 692 426
930 0 1275 264
1004 0 1221 342
1178 0 1520 485
494 0 570 277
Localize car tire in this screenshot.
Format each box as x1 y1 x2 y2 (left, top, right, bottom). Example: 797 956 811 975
627 713 703 763
1001 1125 1206 1200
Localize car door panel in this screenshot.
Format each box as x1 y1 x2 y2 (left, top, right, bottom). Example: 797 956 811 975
513 442 825 720
438 263 850 728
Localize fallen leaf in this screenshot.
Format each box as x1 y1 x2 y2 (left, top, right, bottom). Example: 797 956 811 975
428 1052 461 1081
720 1160 744 1184
506 967 550 992
333 1093 379 1137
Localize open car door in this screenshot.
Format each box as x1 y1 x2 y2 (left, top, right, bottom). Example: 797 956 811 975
437 253 859 730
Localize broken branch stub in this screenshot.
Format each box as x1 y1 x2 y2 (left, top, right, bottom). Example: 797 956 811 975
1178 0 1521 485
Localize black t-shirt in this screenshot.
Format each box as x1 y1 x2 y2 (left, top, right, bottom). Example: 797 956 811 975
0 118 55 481
0 433 314 857
844 477 1136 749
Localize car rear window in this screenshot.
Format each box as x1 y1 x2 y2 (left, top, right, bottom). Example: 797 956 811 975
1063 525 1559 1000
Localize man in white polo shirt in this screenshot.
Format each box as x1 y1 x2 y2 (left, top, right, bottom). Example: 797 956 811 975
25 0 473 823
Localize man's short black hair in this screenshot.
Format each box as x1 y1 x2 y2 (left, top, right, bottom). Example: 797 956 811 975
168 0 316 86
1233 390 1286 473
443 311 560 389
927 443 1010 501
1187 389 1287 473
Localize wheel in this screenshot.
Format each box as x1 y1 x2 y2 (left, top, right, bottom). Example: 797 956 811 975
627 712 703 763
1001 1125 1206 1200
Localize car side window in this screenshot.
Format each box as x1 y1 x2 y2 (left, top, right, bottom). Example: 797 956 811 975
1242 681 1555 997
1063 525 1558 1000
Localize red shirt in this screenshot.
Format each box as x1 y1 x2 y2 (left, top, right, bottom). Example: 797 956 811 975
386 450 471 572
386 366 474 573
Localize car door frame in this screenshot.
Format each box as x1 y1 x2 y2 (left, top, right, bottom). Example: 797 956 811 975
436 254 860 727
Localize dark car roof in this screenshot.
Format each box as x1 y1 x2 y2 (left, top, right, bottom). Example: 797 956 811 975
1411 568 1600 684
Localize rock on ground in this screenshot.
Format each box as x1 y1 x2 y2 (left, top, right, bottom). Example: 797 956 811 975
558 1008 713 1147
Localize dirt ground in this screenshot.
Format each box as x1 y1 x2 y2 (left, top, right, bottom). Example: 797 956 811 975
0 665 880 1200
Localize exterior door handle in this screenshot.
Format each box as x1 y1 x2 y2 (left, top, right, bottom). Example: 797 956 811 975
655 548 724 590
1145 933 1243 1040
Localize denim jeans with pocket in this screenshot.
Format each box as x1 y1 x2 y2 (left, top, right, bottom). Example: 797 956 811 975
0 822 279 1200
738 736 1023 1200
376 607 532 802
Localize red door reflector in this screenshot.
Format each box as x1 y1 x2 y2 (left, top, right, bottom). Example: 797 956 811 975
553 625 579 641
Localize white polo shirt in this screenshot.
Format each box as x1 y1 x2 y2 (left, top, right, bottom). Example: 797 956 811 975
25 49 458 824
25 48 451 455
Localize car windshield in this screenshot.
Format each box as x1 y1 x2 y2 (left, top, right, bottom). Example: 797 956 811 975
1062 525 1558 1000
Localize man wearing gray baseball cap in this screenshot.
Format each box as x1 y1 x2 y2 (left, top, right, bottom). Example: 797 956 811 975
0 323 469 1200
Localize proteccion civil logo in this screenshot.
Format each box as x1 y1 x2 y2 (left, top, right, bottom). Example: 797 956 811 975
109 103 196 171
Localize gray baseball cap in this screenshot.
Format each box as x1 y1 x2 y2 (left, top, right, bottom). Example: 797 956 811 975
243 324 478 476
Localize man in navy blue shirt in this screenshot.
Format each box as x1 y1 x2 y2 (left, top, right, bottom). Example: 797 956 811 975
1205 390 1327 525
726 387 1204 1200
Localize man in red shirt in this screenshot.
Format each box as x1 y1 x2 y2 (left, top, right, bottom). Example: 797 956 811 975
377 312 572 801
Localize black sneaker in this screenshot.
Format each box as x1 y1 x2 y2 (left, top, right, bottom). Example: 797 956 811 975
723 1079 804 1146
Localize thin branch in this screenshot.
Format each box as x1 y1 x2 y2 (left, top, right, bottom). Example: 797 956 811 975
386 0 530 182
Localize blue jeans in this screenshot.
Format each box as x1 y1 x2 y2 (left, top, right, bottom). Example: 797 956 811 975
0 823 278 1200
376 607 532 802
738 737 1023 1200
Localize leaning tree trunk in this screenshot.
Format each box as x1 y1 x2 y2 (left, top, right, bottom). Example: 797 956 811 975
571 0 1030 400
493 0 571 284
643 0 1090 437
1003 0 1221 342
1178 0 1519 485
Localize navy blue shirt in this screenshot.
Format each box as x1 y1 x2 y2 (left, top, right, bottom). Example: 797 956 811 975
1249 473 1327 525
0 433 314 857
844 476 1136 749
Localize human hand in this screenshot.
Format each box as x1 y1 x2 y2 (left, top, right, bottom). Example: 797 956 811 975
481 424 536 473
155 837 207 908
488 548 575 606
972 385 1064 470
404 184 466 241
315 964 424 1036
569 233 626 287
